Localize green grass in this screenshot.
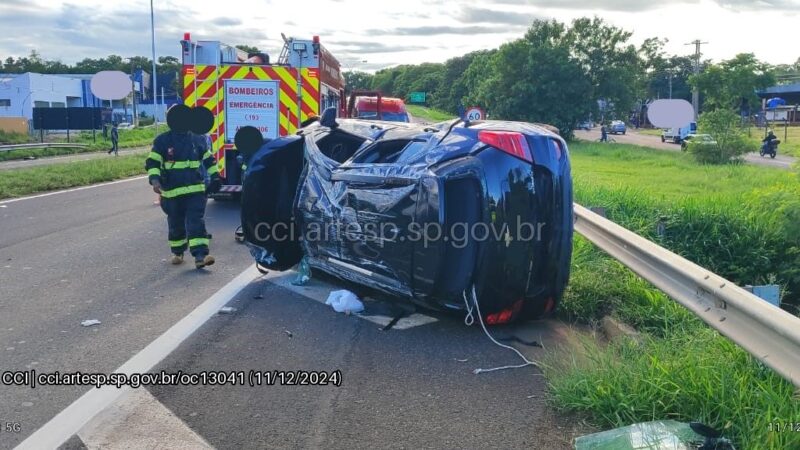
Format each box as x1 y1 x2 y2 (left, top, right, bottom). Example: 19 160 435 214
0 154 146 199
544 324 800 450
406 105 455 122
549 140 800 449
636 128 663 137
0 127 157 162
0 129 32 145
569 141 796 201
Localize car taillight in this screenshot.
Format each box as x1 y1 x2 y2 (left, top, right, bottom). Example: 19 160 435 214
484 299 525 325
478 131 533 163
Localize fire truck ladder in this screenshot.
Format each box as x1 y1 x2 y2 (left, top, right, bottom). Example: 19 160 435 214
277 33 291 65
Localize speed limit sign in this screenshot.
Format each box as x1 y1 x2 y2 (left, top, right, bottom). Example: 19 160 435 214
465 106 485 121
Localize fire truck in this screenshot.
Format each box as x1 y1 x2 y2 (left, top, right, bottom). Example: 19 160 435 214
180 32 346 194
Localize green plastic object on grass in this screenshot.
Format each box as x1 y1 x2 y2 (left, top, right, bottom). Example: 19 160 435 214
574 420 730 450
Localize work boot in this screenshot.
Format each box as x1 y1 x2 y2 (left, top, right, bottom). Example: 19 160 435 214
195 255 215 269
170 254 184 265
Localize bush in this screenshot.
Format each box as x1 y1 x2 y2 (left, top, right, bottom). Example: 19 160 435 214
574 180 800 307
686 110 755 164
0 129 31 144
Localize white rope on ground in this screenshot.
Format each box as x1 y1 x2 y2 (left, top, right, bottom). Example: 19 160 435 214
466 285 540 375
462 290 475 326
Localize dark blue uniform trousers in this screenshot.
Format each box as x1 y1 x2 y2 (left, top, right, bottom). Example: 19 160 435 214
161 193 209 257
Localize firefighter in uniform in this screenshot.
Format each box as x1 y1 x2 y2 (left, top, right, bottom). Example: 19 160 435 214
146 105 221 268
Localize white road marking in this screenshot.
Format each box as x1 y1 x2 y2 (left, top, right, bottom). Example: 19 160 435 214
78 389 212 449
15 265 260 450
0 175 147 205
262 270 438 330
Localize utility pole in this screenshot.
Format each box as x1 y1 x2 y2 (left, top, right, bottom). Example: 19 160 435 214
668 69 673 99
686 39 707 120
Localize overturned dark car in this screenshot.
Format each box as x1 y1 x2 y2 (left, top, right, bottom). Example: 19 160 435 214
240 111 573 324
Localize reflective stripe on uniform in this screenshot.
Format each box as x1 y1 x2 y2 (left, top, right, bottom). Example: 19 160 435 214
160 183 206 199
189 237 210 248
148 151 163 163
203 150 213 160
169 238 188 247
164 160 201 170
147 168 161 176
207 164 219 175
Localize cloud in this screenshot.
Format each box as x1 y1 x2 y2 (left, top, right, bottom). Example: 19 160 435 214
327 41 427 54
366 25 520 36
492 0 799 11
0 2 272 64
212 17 242 26
458 6 543 25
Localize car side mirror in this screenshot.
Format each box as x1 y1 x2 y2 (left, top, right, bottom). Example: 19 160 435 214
320 107 338 129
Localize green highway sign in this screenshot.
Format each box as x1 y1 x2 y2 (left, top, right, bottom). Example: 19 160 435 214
409 92 426 103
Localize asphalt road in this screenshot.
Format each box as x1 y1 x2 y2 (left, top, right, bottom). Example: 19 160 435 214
1 179 583 449
0 179 253 448
574 128 796 169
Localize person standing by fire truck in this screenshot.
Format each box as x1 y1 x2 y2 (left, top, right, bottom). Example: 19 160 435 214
146 105 221 268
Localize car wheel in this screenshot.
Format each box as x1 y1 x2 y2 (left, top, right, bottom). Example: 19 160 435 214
661 136 665 142
622 131 626 135
770 153 776 159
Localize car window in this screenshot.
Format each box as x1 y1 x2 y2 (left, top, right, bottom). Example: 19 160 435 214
351 139 411 164
351 139 428 164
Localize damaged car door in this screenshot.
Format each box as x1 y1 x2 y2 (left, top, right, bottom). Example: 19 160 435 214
329 139 425 296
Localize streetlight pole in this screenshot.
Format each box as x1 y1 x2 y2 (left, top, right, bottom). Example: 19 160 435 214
150 0 158 133
128 58 139 127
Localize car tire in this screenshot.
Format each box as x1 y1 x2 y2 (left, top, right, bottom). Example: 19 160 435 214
661 136 665 143
622 131 626 135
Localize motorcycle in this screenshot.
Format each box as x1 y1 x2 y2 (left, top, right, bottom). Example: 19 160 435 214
760 139 780 159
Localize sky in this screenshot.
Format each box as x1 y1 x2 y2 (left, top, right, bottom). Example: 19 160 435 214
1 0 798 71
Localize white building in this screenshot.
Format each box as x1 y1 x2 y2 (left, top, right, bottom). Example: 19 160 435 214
0 73 87 120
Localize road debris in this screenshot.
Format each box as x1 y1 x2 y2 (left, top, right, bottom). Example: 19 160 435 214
325 290 364 314
284 330 293 338
81 319 101 327
219 307 236 314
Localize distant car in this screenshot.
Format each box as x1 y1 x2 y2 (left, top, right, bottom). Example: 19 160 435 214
609 120 626 135
116 122 133 129
681 133 716 151
354 96 410 123
662 122 697 144
241 114 574 324
577 120 594 131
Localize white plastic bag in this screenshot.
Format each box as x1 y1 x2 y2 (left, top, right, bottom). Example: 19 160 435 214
325 290 364 314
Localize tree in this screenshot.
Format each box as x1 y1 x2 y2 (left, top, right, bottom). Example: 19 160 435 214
469 20 593 138
690 53 775 113
235 45 261 54
434 52 482 113
566 17 643 120
686 109 755 164
343 70 373 94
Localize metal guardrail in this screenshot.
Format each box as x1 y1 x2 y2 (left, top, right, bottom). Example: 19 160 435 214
573 203 800 387
0 143 90 152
